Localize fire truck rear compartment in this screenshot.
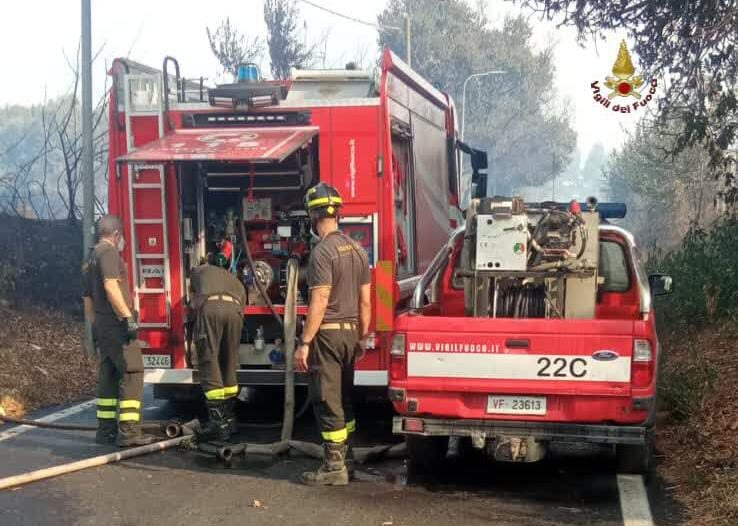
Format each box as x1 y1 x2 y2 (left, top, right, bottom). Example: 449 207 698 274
178 142 318 369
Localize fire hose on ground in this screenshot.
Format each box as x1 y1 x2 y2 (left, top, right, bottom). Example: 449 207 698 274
0 411 183 437
0 417 200 491
0 408 407 490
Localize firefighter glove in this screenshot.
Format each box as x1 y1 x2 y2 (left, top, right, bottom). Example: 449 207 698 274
125 316 139 342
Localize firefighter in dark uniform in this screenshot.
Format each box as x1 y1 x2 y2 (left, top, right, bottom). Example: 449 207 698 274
189 250 246 442
82 215 157 447
295 183 372 486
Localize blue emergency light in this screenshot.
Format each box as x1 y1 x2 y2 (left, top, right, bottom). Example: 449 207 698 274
237 63 260 83
581 202 627 220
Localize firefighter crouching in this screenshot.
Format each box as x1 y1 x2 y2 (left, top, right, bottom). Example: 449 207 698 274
82 215 157 447
189 250 246 442
295 183 372 486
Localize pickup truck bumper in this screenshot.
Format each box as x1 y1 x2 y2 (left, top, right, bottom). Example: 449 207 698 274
393 416 649 445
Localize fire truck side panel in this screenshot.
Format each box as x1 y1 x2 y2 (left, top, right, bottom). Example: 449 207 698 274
409 111 452 273
128 115 159 148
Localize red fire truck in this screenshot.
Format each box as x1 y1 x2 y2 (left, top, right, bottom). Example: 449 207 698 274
106 50 470 400
388 197 673 473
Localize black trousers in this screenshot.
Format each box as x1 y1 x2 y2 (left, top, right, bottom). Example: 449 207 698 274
94 315 144 425
308 326 358 443
195 301 243 401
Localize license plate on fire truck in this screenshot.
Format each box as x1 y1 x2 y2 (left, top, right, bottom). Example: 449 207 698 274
143 354 171 368
487 395 547 415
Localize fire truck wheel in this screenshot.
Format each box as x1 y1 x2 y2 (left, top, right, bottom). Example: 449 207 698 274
406 435 448 474
615 437 654 476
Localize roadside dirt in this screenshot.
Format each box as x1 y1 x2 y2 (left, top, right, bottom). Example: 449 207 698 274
656 320 738 526
0 306 96 418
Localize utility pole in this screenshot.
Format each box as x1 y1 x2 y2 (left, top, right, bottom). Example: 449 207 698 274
405 14 411 67
81 0 95 355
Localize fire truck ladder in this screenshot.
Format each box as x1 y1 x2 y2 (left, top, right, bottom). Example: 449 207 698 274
122 72 172 329
127 163 172 329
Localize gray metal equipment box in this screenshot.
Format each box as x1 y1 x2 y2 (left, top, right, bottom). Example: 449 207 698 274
475 214 529 271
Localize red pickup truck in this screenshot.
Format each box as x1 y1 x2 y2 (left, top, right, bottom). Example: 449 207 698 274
388 220 673 474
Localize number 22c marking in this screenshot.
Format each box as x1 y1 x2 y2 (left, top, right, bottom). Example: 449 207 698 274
536 357 587 378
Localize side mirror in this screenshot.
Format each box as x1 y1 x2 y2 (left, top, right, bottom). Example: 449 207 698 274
470 150 488 199
648 274 673 296
470 149 488 172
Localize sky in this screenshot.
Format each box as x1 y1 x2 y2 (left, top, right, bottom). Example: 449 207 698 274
0 0 640 157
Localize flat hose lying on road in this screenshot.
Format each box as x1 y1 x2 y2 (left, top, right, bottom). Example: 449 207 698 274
0 419 200 491
195 439 407 465
0 410 187 438
0 436 191 491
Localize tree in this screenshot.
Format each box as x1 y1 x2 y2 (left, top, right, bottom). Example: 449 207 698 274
378 1 576 195
263 0 316 79
0 55 108 221
206 17 263 78
516 0 738 206
604 119 719 252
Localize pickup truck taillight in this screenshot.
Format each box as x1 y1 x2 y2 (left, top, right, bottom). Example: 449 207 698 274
631 339 654 388
390 333 407 380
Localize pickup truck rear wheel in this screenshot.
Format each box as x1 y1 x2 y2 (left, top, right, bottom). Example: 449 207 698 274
406 435 448 473
616 437 653 475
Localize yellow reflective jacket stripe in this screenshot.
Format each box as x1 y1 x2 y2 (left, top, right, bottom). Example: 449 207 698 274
97 398 118 407
119 400 141 410
321 428 348 443
96 410 117 419
118 412 141 422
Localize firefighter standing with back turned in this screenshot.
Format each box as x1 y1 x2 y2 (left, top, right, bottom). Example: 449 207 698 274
82 215 157 447
295 182 372 486
189 248 246 442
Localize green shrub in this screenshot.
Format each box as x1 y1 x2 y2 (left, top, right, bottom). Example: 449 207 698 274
650 218 738 326
659 347 718 420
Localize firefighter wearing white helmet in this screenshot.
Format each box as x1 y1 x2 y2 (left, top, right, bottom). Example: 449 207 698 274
296 182 372 486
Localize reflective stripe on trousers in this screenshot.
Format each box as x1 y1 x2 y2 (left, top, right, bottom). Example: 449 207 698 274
205 388 225 400
118 399 142 422
321 427 348 443
97 398 118 420
223 385 239 399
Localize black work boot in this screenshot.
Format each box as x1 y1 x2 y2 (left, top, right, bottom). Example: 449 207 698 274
224 399 239 435
301 442 349 486
345 434 356 480
115 422 159 448
95 419 118 445
196 401 231 443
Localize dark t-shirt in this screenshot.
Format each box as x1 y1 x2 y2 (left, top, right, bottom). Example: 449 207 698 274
307 230 371 322
190 264 246 313
82 241 132 316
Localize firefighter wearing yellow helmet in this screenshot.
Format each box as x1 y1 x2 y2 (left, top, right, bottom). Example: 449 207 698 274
296 182 372 486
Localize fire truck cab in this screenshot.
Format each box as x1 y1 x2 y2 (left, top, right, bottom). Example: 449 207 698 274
107 50 472 400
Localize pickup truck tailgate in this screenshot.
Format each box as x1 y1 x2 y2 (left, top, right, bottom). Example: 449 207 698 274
402 316 634 397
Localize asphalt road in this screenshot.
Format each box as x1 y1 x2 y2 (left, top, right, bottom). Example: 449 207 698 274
0 387 683 526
